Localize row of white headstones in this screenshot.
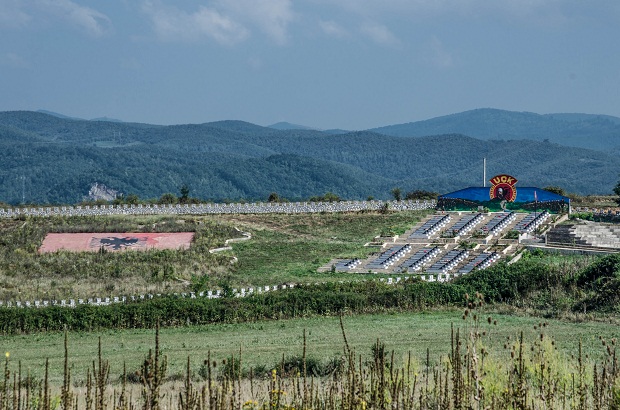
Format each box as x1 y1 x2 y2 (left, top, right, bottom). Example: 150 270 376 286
0 276 455 309
0 199 436 218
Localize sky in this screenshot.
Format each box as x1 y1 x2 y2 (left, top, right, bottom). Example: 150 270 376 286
0 0 619 130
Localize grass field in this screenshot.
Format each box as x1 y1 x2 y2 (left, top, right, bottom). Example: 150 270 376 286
1 208 620 408
1 309 617 385
0 210 432 300
221 211 428 285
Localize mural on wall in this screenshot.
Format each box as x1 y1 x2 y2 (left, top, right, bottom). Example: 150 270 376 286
489 174 517 202
437 174 570 213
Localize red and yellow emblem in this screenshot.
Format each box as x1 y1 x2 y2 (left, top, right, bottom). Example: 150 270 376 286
489 174 517 202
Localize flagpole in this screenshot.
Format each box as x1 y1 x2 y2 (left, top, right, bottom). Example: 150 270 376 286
534 191 538 234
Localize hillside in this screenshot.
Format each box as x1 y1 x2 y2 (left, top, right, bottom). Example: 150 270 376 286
371 108 620 151
0 111 619 204
268 121 316 130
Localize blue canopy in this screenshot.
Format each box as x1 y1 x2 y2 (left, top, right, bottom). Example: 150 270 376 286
438 187 569 203
437 187 570 213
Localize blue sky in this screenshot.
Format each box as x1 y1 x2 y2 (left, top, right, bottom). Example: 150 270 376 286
1 0 619 130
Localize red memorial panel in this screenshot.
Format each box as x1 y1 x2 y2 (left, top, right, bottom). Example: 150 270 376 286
39 232 195 253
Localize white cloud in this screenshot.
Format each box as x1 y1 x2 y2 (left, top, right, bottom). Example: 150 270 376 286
0 0 32 28
37 0 111 37
142 1 248 45
142 0 294 45
0 0 110 36
216 0 295 45
360 22 399 46
309 0 457 19
319 20 348 38
311 0 575 25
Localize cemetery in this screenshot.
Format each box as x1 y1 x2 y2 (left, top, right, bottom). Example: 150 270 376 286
2 174 620 311
325 174 619 278
323 210 552 278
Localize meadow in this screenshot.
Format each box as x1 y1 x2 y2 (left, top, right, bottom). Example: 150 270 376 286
2 309 618 384
1 208 620 408
0 210 429 301
1 307 619 409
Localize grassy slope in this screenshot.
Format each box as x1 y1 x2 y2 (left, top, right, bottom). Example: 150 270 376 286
222 211 425 285
0 210 431 300
0 215 242 300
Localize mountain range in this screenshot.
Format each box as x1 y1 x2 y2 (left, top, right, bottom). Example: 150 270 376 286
371 108 620 151
0 109 618 204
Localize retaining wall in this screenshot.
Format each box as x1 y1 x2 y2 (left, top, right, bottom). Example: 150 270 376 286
0 200 435 218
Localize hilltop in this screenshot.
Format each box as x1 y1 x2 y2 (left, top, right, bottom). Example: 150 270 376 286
371 108 620 151
0 110 619 204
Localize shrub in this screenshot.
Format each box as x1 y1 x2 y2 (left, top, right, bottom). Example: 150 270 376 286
220 356 241 380
280 355 324 377
575 253 620 289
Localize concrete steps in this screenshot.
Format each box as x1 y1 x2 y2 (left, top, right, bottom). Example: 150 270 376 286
546 223 620 249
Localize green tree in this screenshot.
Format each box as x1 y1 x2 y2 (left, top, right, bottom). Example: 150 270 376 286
268 192 280 203
614 179 620 206
158 193 178 205
114 193 139 205
322 192 340 202
309 192 340 202
391 187 402 201
125 194 140 205
179 184 190 203
405 190 438 200
543 186 566 196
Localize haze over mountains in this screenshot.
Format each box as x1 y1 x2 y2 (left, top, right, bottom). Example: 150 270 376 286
371 108 620 151
0 109 618 205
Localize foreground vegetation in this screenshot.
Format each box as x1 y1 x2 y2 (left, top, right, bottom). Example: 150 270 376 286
1 305 619 409
1 249 619 334
2 309 618 384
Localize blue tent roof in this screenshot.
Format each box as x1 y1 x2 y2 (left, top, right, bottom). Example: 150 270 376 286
438 187 569 203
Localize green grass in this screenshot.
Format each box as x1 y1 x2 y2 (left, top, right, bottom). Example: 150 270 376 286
0 210 432 300
0 215 241 300
1 309 616 385
224 210 429 285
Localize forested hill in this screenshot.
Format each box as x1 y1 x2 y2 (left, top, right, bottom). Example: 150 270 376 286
0 110 618 204
371 108 620 151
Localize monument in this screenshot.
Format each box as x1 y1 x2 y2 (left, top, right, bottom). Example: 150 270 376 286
437 174 570 213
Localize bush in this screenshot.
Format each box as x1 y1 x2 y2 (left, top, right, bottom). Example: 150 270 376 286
220 356 241 380
279 355 324 377
575 253 620 289
2 256 619 335
570 212 594 221
405 190 439 200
